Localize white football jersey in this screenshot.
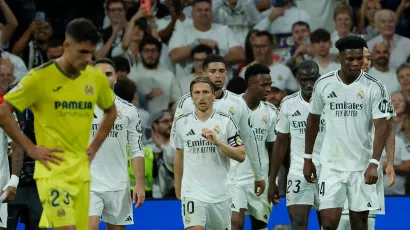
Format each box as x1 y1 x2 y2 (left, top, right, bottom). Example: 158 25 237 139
234 100 277 185
172 110 243 203
276 91 325 177
90 96 144 192
174 89 264 181
309 70 390 171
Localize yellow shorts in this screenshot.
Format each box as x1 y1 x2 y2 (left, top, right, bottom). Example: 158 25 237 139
36 179 90 229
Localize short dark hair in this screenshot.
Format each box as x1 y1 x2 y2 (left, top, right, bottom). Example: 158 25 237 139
192 0 211 7
190 76 216 94
93 58 116 71
47 38 63 48
255 31 274 44
396 63 410 76
244 63 271 85
335 35 367 52
297 60 319 73
139 36 162 52
114 78 137 103
65 18 100 45
111 56 130 73
202 54 226 70
191 44 213 58
106 0 125 9
310 29 331 43
292 21 310 32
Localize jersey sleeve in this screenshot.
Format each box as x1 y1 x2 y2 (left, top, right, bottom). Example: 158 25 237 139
128 107 144 159
96 72 115 110
226 116 243 147
266 108 277 142
276 101 290 134
371 85 390 120
172 118 184 149
309 82 325 115
4 71 39 112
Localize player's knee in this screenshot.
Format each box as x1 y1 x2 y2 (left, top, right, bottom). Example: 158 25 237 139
290 215 309 229
321 217 339 230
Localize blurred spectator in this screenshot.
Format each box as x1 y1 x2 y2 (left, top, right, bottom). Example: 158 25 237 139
282 21 313 74
311 28 340 75
168 0 245 81
129 36 181 114
397 63 410 103
356 0 381 41
368 9 410 69
11 19 53 69
156 0 189 44
294 0 338 32
96 0 128 59
112 55 131 79
0 59 15 90
330 4 354 55
0 49 28 83
149 110 175 198
254 0 311 58
46 38 63 60
212 0 261 45
396 0 410 38
266 82 287 108
239 31 298 92
368 42 401 94
179 44 212 94
0 0 18 50
391 91 408 133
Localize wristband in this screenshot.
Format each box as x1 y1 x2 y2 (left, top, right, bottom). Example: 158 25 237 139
0 175 19 203
369 159 380 166
303 154 312 159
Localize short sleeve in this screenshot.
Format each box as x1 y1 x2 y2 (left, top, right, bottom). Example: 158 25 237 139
309 82 324 115
172 120 184 149
96 72 115 110
276 102 290 134
128 107 144 158
266 109 277 142
168 29 185 52
226 117 243 147
5 71 39 112
371 85 390 120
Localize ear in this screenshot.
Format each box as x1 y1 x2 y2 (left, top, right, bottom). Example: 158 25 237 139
63 40 70 50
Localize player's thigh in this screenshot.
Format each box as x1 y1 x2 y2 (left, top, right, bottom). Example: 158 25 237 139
181 197 206 229
337 214 351 230
89 191 104 217
0 203 7 228
101 189 133 226
230 186 248 214
74 182 90 230
36 179 78 228
346 171 378 212
206 199 232 230
245 187 271 224
318 167 346 211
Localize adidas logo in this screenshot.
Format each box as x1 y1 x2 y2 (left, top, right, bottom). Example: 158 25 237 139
187 129 195 136
327 91 337 98
367 202 372 208
292 110 301 116
231 203 235 209
125 216 132 222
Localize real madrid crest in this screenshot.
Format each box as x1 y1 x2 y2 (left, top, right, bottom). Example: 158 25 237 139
185 215 191 224
262 115 268 124
117 110 122 119
236 136 243 145
84 85 94 95
228 107 235 116
214 125 220 134
357 89 364 99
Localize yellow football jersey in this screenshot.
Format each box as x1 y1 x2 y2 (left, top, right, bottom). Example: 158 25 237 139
4 61 114 182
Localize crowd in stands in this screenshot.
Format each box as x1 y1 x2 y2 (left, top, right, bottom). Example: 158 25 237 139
1 0 410 199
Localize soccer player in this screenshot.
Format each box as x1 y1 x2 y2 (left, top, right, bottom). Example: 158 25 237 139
269 60 323 230
173 76 245 229
2 18 117 230
304 35 390 230
89 58 145 230
230 63 277 230
174 54 265 197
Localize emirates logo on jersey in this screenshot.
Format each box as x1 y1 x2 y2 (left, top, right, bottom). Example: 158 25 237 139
84 85 94 95
262 115 268 124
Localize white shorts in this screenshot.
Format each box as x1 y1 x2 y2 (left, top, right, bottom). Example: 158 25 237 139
285 175 319 210
181 197 231 230
89 189 133 225
370 167 385 215
318 167 379 212
230 185 272 223
0 203 7 228
337 214 375 230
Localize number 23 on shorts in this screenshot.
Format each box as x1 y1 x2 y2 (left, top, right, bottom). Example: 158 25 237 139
50 189 71 207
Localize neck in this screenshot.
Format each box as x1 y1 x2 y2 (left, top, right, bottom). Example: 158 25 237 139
314 54 331 66
215 88 223 99
195 107 213 122
338 69 358 85
242 91 260 110
193 22 211 32
143 64 158 70
261 57 273 66
338 31 350 38
157 133 170 144
300 90 310 102
383 33 394 41
393 114 404 123
369 20 376 28
56 56 80 78
374 64 389 72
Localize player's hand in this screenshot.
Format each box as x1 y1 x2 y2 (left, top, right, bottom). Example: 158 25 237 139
201 128 220 145
364 163 379 184
303 159 317 183
385 162 396 187
27 146 64 170
0 186 17 202
175 186 181 200
268 182 280 205
87 145 98 164
132 183 146 208
254 180 265 197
